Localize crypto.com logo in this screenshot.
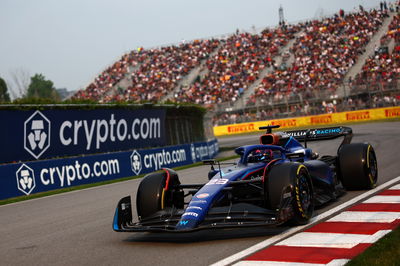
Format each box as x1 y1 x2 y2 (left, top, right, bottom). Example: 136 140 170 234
16 164 36 195
24 111 51 159
130 150 142 175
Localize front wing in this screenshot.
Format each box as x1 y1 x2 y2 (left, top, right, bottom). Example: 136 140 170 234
113 196 295 233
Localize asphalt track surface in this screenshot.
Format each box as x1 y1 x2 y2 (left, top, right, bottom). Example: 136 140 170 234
1 122 399 266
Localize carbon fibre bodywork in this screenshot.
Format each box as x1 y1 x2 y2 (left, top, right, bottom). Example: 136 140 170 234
113 126 358 233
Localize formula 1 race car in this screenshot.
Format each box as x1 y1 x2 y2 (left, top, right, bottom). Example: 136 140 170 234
113 125 378 232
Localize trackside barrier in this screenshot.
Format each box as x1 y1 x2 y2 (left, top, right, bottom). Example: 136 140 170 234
0 139 218 200
213 106 400 136
0 108 166 163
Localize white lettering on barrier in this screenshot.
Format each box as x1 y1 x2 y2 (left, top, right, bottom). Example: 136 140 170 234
60 121 72 145
117 119 127 141
96 119 109 149
40 168 50 185
143 149 187 171
59 114 162 150
83 120 96 150
37 159 120 187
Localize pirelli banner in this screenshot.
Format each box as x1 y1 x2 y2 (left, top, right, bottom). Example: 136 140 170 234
0 139 218 200
0 109 166 163
214 106 400 136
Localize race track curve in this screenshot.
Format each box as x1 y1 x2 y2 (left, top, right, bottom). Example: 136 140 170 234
1 121 399 265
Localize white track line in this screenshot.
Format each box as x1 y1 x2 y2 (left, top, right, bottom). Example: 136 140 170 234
277 230 390 249
210 176 400 266
285 230 390 248
235 259 350 266
390 184 400 189
363 195 400 203
328 211 400 223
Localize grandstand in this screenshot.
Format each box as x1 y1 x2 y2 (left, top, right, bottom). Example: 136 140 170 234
73 3 400 125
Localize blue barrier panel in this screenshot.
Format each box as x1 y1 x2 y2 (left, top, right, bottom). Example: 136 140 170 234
0 139 219 200
0 109 166 163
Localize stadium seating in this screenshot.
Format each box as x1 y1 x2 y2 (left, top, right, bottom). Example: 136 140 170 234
247 9 387 106
73 5 399 121
172 26 300 106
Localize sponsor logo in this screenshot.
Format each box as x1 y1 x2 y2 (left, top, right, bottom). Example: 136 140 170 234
271 119 297 128
206 178 229 185
179 220 189 226
385 108 400 118
24 111 51 159
40 159 120 187
59 114 162 150
190 200 207 204
315 128 341 134
186 206 202 211
310 115 332 124
227 123 255 133
196 193 209 199
286 131 307 137
130 150 142 175
283 192 292 199
16 164 36 195
182 212 199 217
143 149 187 171
346 111 370 121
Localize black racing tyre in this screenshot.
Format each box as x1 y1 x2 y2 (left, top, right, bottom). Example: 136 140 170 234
136 169 181 220
265 162 314 225
338 143 378 190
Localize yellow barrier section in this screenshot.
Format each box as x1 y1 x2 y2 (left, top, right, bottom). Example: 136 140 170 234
213 106 400 136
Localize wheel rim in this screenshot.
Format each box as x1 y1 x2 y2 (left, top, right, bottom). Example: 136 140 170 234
368 149 378 184
298 173 312 213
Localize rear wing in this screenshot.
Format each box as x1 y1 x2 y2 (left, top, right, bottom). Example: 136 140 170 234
283 126 353 148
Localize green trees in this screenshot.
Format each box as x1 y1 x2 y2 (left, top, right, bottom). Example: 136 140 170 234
0 77 11 103
26 74 60 101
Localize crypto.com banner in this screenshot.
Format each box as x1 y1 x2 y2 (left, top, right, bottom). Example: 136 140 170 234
0 109 166 163
0 139 218 200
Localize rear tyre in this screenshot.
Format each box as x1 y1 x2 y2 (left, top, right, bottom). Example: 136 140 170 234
338 143 378 190
136 169 182 220
265 162 314 225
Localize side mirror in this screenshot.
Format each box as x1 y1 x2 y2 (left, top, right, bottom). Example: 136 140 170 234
202 159 216 165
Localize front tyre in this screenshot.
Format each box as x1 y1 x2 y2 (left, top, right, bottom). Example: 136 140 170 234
292 165 314 225
136 169 182 220
265 162 314 225
338 143 378 190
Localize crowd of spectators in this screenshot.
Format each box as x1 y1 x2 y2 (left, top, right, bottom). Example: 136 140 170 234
74 3 400 120
74 39 221 102
172 26 300 106
118 39 221 102
213 93 400 126
73 51 145 101
247 8 387 106
352 14 400 91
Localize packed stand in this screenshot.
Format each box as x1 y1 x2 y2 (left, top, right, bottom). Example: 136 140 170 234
352 14 400 91
73 51 145 101
248 8 387 106
213 93 400 126
74 39 220 102
173 26 300 106
118 39 221 102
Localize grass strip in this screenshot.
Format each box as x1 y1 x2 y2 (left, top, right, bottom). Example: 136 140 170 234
0 155 239 206
346 225 400 265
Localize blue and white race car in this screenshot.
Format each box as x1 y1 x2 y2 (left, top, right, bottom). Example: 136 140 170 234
113 125 378 232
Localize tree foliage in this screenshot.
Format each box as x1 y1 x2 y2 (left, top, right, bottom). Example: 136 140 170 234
0 77 11 102
26 74 60 100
